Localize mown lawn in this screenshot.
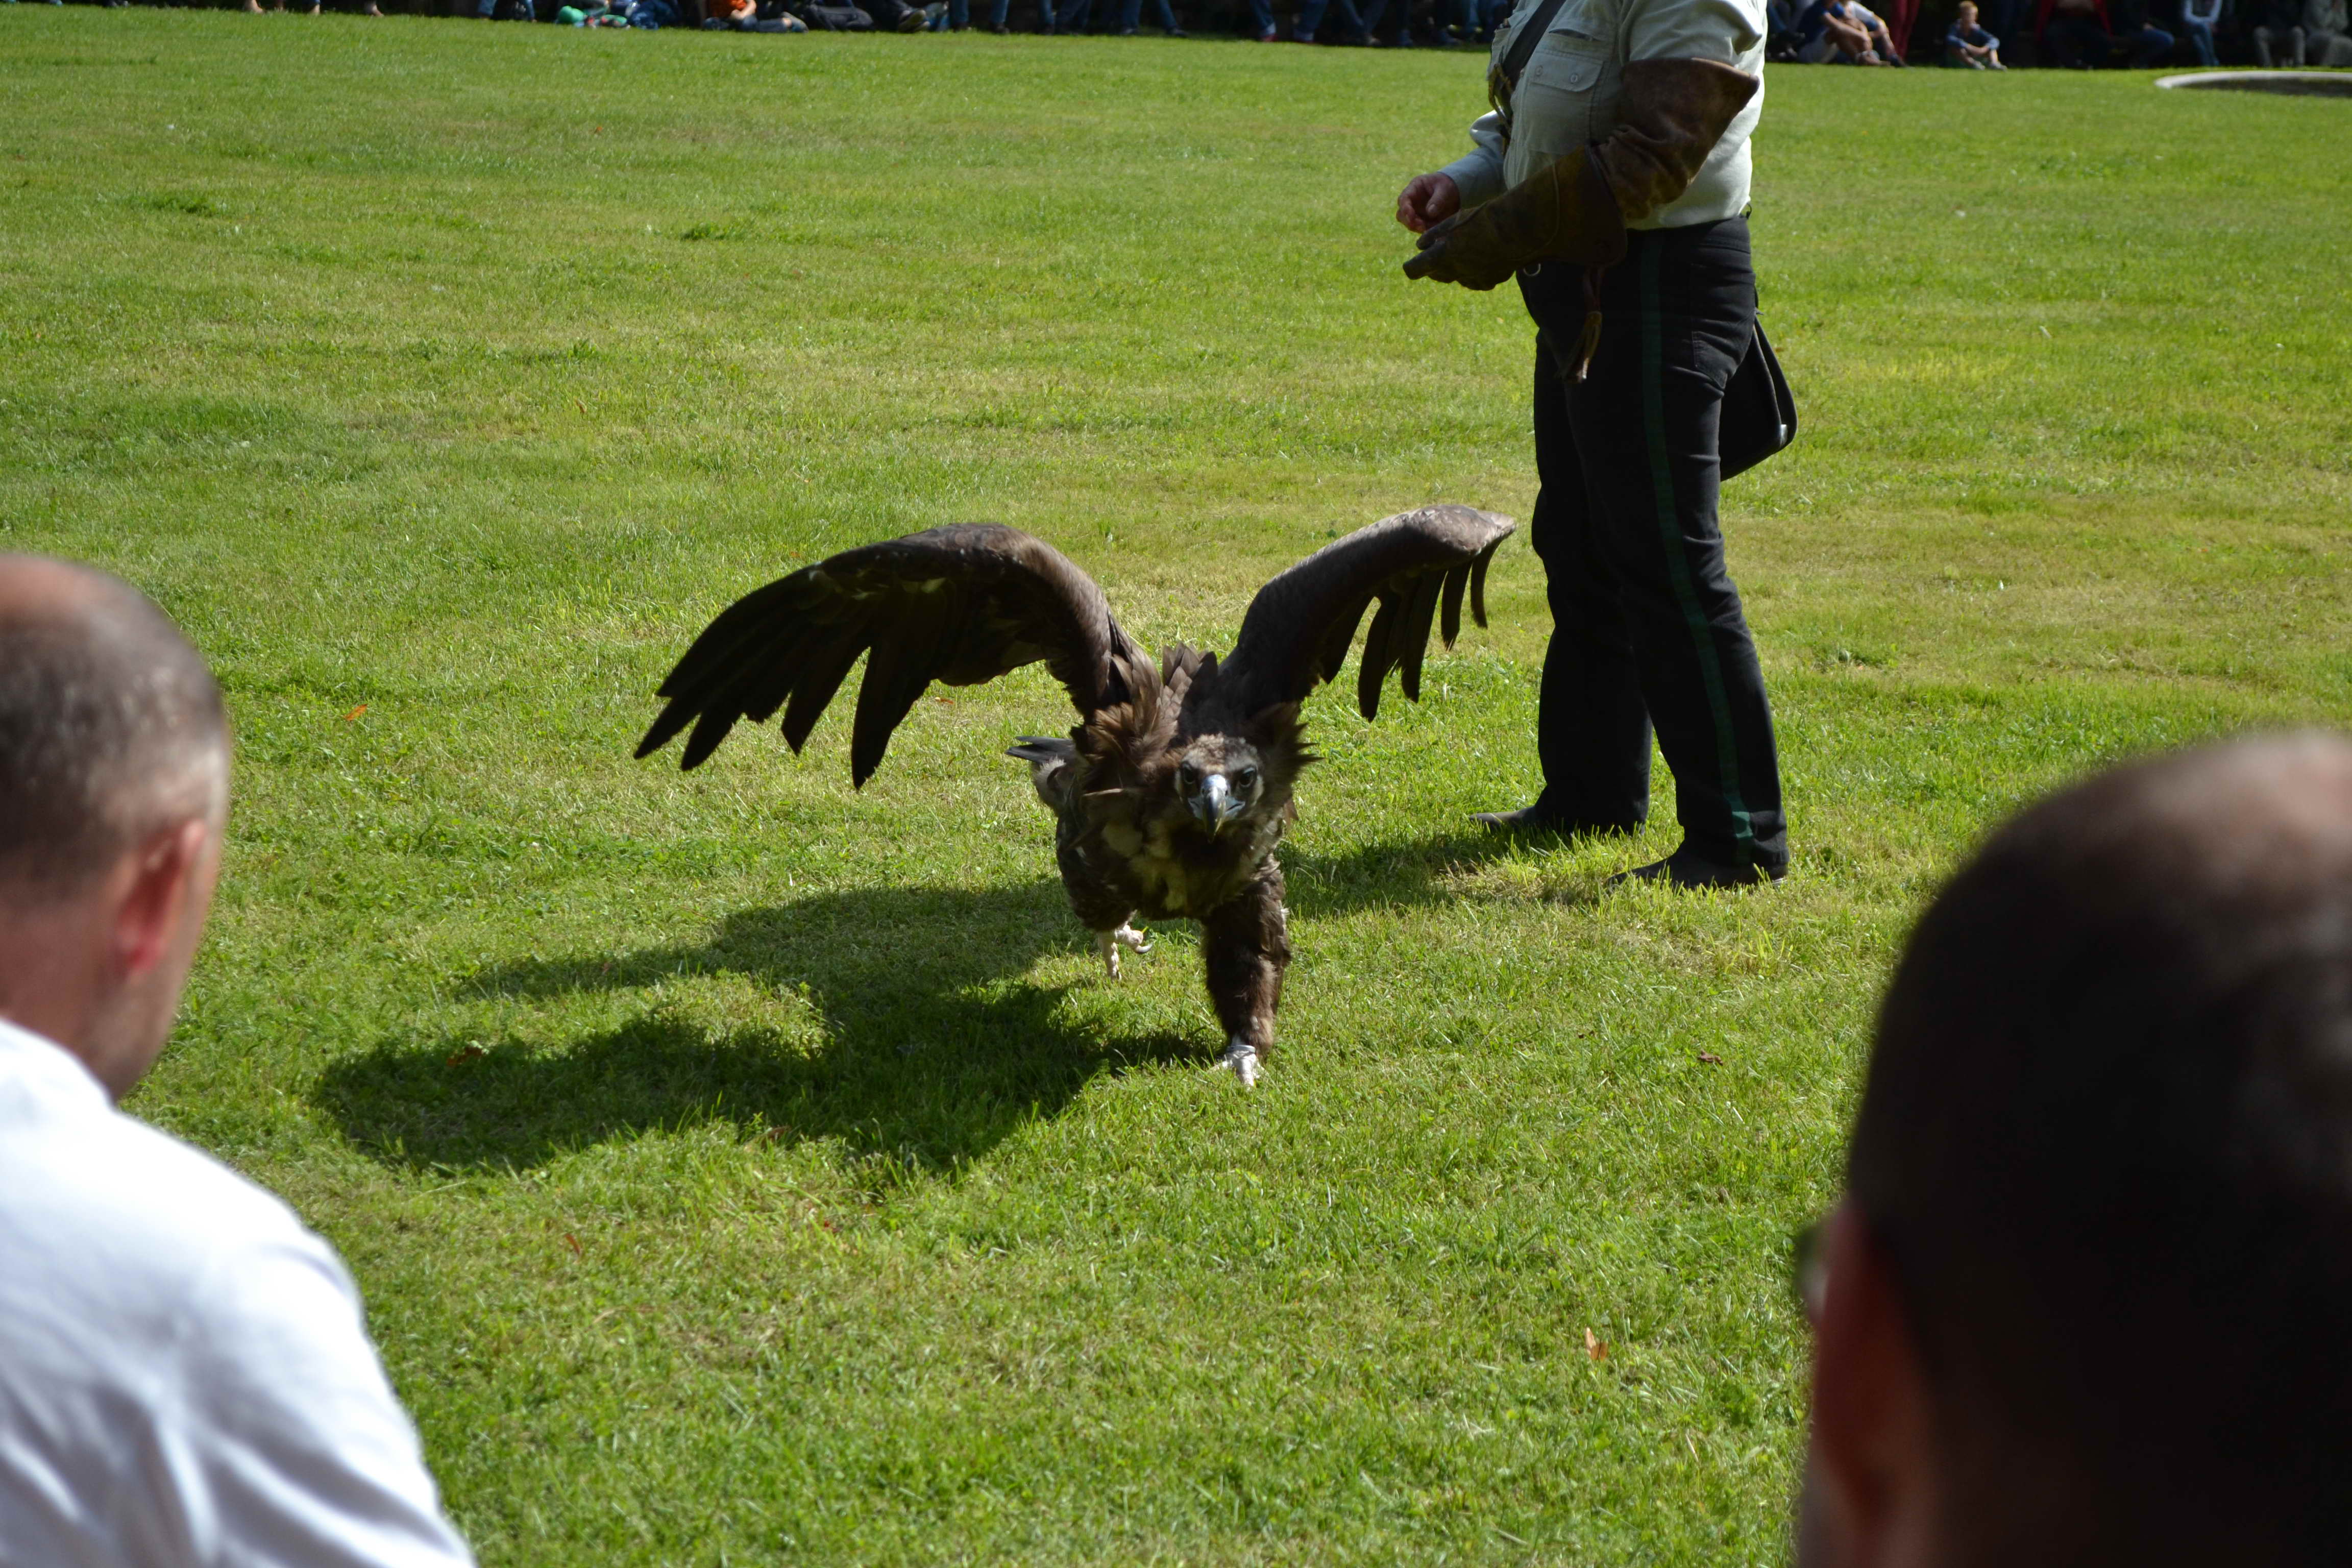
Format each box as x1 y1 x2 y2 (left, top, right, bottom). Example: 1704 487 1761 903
4 13 2348 1562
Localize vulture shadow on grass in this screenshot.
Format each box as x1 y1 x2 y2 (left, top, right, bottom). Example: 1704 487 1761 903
310 880 1201 1178
313 831 1572 1174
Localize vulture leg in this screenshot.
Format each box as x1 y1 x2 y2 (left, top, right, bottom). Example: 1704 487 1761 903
1092 923 1154 980
1201 869 1290 1089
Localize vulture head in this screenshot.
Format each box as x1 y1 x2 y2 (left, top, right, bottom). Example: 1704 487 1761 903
1175 740 1261 836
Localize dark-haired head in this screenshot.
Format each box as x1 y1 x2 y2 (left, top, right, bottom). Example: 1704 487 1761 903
1801 734 2352 1568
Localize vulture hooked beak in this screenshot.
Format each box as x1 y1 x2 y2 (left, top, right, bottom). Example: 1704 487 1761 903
1190 773 1244 835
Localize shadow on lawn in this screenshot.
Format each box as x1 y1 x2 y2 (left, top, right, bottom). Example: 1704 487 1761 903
310 880 1203 1179
311 831 1570 1176
1282 824 1602 915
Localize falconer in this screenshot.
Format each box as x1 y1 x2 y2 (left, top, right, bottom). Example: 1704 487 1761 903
1398 0 1788 889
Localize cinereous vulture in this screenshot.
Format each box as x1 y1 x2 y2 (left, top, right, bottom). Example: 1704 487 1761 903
635 506 1514 1087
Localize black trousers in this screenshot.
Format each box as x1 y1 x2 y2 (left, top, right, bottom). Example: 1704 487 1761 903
1518 215 1787 873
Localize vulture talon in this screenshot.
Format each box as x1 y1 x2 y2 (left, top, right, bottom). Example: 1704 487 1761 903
1094 923 1154 979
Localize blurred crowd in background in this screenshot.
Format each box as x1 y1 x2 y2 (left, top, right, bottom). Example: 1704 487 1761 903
19 0 2350 74
1777 0 2349 67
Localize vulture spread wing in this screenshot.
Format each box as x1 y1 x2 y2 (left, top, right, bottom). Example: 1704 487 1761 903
1220 505 1515 721
635 524 1148 784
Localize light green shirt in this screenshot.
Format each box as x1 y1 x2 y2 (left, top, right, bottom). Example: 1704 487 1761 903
1438 0 1768 229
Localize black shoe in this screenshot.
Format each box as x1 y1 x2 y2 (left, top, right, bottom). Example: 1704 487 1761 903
1163 22 1183 32
1472 806 1638 838
1116 22 1135 29
1604 849 1785 891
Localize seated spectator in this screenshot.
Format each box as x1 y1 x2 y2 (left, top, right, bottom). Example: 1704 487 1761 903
2251 0 2304 58
703 0 810 30
1293 0 1369 42
1794 735 2352 1568
1360 0 1416 45
0 556 475 1568
2301 0 2352 60
1875 0 1919 55
1798 0 1901 60
2039 0 2104 59
982 0 1057 33
568 0 650 22
1797 0 1891 58
1974 0 2028 54
2178 0 2223 61
2037 0 2163 64
1944 0 2005 63
1052 0 1180 33
2107 0 2176 58
1112 0 1185 31
1845 0 1909 57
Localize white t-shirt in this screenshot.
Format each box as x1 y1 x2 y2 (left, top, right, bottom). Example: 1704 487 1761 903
0 1019 475 1568
1440 0 1769 229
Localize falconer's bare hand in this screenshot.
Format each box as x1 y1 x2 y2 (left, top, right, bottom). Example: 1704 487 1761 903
1395 173 1461 235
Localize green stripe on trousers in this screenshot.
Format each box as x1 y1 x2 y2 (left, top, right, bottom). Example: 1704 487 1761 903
1638 242 1757 864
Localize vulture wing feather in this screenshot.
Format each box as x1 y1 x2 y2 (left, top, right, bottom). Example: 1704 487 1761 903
1315 593 1374 688
1394 571 1447 705
1354 594 1403 722
1222 504 1515 720
1438 563 1469 649
637 524 1147 784
850 593 960 786
781 624 867 754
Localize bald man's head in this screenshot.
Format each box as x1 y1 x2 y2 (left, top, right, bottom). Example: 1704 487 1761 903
0 556 229 898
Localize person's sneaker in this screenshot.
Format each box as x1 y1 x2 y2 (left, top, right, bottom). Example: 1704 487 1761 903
1116 22 1135 30
1163 22 1183 32
1604 849 1785 892
1472 805 1637 837
895 7 925 27
1256 22 1276 36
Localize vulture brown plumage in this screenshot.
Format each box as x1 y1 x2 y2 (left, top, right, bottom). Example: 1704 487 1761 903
636 505 1515 1086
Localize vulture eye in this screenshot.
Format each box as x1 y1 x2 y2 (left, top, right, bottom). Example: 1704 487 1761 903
1179 763 1199 786
1233 767 1259 791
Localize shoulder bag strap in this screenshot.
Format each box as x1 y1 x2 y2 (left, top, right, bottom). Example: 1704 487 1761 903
1489 0 1576 107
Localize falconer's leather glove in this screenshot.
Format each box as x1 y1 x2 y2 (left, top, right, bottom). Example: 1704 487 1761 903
1404 148 1620 291
1405 58 1761 291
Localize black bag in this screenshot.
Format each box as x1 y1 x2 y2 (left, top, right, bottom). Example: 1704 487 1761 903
1719 318 1796 480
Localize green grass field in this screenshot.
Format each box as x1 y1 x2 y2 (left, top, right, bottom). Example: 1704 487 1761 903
5 12 2350 1561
